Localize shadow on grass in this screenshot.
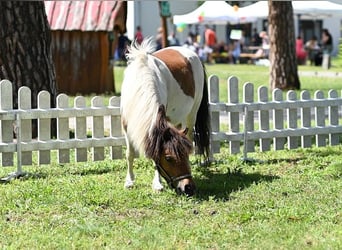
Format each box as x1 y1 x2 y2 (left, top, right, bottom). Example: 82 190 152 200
0 164 118 184
194 170 279 201
193 157 281 201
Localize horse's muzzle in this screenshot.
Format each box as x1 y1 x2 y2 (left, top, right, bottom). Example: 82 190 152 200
176 178 196 197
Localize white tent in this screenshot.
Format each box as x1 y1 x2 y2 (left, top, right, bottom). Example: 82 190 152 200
293 1 342 19
238 1 342 19
173 1 257 25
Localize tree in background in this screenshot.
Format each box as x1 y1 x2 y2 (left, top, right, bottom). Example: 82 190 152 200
0 2 57 136
268 0 300 90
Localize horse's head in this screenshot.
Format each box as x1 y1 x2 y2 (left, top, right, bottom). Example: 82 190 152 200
145 105 196 196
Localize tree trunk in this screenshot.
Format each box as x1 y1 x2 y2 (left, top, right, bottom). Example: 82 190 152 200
268 0 300 90
0 1 57 137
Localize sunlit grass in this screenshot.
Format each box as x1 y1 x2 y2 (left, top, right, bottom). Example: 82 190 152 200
0 145 341 249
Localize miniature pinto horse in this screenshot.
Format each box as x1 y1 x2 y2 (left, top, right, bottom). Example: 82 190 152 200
120 38 210 196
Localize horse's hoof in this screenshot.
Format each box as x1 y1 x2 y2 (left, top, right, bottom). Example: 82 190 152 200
124 180 134 189
152 182 164 192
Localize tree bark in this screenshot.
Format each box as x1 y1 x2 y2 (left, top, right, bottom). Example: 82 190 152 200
268 0 300 90
0 1 57 110
0 1 57 137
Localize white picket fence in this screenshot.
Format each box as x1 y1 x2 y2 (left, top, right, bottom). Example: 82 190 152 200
1 75 342 178
0 79 124 179
208 75 342 159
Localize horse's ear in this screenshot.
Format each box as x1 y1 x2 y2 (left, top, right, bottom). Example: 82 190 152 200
181 127 189 136
163 127 172 141
157 104 166 119
156 104 168 131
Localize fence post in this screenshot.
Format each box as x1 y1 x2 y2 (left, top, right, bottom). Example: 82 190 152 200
258 86 270 151
273 89 286 150
208 75 220 154
301 90 312 148
18 87 32 165
57 94 70 163
243 82 254 153
92 96 105 161
38 91 51 164
315 90 326 147
74 96 87 162
287 91 299 149
228 76 240 154
109 96 122 159
328 90 339 145
0 80 14 166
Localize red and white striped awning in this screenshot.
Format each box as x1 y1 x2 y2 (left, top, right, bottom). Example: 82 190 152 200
44 1 126 32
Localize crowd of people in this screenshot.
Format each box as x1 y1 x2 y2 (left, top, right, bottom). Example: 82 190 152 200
113 24 334 69
295 28 333 68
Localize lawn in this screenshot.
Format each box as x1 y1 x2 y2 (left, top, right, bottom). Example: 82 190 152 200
1 60 342 249
0 146 341 249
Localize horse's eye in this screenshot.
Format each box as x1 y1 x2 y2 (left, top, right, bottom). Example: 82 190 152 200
165 155 174 163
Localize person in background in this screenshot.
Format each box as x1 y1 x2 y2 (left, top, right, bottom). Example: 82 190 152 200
259 31 270 58
321 28 333 69
252 28 262 46
155 27 163 51
228 40 241 64
183 32 199 52
204 24 217 49
204 25 217 63
305 36 320 66
296 36 307 65
114 32 130 65
168 32 180 46
134 26 143 45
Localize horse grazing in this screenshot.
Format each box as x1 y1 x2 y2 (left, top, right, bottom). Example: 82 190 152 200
120 38 210 196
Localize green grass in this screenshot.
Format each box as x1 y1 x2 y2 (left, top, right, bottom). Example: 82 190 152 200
0 146 341 249
113 60 342 103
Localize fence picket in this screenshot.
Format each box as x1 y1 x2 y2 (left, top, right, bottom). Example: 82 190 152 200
328 90 339 145
315 91 326 147
273 89 286 150
301 91 312 148
57 94 70 163
228 76 240 154
287 91 299 149
18 87 32 165
258 86 270 151
92 96 105 161
0 80 14 166
74 96 88 162
109 96 123 159
38 91 51 164
244 82 255 152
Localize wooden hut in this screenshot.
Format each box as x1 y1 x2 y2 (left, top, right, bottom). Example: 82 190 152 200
44 1 127 95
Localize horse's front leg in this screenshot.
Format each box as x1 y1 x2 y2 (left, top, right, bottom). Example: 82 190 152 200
152 167 164 191
124 140 135 188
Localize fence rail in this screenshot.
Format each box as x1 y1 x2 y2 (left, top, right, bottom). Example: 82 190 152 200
208 75 342 157
0 79 124 174
1 76 342 176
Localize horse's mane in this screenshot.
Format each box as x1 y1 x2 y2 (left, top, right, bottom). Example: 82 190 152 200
145 105 193 162
121 37 164 155
125 37 156 64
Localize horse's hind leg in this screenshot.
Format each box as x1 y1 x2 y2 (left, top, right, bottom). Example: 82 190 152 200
124 140 135 188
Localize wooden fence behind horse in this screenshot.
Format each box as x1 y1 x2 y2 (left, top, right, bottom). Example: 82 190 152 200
1 76 342 177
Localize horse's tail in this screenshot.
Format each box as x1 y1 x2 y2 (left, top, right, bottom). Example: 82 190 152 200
125 37 156 63
194 64 211 160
